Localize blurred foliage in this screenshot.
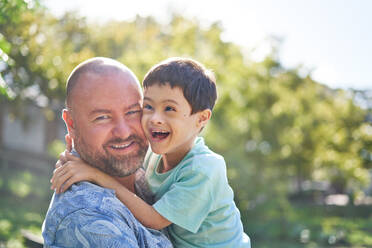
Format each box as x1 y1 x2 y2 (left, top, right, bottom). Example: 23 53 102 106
47 139 65 158
0 1 371 246
0 163 52 247
0 0 41 101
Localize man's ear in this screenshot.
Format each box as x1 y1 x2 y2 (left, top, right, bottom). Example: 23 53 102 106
197 109 212 129
62 109 76 140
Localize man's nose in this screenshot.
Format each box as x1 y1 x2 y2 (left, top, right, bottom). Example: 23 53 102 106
112 119 131 138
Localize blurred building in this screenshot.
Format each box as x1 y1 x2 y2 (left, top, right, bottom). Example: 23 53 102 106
0 103 65 171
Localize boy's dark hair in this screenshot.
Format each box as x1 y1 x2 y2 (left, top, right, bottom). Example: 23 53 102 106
142 57 217 114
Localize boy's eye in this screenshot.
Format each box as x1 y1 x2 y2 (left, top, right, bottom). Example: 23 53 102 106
144 104 153 110
165 106 175 111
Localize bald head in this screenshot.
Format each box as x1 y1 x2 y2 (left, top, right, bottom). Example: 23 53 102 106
66 57 141 108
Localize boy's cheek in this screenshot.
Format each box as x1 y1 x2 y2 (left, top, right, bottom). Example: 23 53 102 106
141 114 149 128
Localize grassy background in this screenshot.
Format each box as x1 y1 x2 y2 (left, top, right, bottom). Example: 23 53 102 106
0 161 52 248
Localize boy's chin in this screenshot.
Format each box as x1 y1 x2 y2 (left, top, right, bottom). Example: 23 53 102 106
149 144 167 155
151 148 165 155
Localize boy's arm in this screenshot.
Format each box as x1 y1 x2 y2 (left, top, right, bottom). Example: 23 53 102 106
135 168 155 204
103 176 172 230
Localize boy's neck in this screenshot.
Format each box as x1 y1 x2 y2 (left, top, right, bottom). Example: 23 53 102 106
160 137 197 173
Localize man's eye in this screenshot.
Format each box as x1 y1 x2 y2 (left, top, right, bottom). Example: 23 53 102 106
165 106 175 111
127 110 141 115
95 115 110 121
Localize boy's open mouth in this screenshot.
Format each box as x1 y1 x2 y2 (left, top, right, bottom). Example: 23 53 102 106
151 130 170 140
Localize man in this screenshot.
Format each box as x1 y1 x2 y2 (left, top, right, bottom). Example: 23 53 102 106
42 57 172 247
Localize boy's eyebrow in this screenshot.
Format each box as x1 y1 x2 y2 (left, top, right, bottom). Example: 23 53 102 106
143 96 153 102
164 99 179 105
144 97 179 105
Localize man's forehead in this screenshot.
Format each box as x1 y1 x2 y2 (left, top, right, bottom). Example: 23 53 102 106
74 72 138 94
78 71 125 86
73 77 141 106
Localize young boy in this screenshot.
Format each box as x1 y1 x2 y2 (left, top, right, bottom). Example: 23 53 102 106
51 58 250 247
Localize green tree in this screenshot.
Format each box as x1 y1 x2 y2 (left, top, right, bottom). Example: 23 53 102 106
2 9 371 245
0 0 41 100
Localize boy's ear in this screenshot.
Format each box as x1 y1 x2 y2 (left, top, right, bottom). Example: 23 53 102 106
197 109 212 128
62 109 76 140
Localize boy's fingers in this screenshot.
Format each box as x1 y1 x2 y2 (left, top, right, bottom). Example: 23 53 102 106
50 172 60 189
65 152 80 161
51 165 69 187
58 153 65 164
54 171 73 193
60 177 76 193
50 171 61 188
55 160 63 169
58 173 77 194
58 151 69 165
52 164 64 179
53 162 67 175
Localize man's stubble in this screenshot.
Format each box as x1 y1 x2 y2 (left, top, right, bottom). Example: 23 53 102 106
74 128 148 177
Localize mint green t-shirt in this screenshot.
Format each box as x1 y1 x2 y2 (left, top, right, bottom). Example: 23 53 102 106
144 137 250 248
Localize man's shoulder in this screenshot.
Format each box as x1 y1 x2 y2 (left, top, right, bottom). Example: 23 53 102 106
56 182 115 206
44 183 113 224
42 182 173 248
42 182 130 245
45 182 122 220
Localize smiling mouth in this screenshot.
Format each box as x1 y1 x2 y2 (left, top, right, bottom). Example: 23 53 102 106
109 141 134 150
151 131 170 140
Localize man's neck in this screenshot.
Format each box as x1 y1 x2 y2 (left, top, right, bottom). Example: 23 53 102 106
113 174 136 193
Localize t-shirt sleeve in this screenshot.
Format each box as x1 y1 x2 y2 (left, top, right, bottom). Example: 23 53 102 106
153 167 215 233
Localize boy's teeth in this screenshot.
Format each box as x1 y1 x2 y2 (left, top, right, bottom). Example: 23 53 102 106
151 130 170 139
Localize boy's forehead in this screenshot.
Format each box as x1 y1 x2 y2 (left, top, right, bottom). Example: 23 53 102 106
144 84 187 102
144 82 183 92
144 83 183 96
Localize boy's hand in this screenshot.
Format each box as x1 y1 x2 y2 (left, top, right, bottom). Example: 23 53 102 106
55 150 69 169
54 134 72 169
50 152 99 194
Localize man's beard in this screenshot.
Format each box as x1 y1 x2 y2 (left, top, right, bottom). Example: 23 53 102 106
74 131 148 177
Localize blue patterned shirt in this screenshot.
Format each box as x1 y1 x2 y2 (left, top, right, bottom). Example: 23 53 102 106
42 181 172 248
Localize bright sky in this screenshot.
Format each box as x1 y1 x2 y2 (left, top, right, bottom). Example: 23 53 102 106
45 0 372 90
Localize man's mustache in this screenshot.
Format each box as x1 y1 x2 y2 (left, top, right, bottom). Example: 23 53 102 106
104 135 145 147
